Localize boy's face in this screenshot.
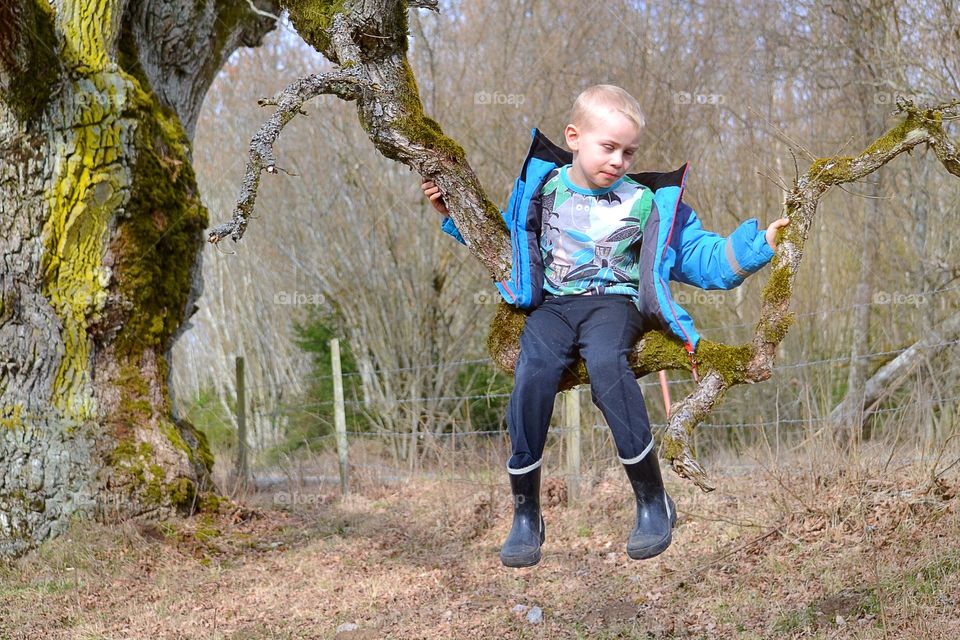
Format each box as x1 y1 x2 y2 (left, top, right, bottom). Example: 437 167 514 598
564 108 642 191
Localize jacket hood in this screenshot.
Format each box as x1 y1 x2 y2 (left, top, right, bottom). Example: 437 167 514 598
524 128 688 194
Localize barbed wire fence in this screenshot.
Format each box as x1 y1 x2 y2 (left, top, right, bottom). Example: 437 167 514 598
190 281 960 498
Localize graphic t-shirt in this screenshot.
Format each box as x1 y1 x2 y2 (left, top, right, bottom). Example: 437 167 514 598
540 165 653 298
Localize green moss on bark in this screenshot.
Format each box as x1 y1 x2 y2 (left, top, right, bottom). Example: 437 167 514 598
774 215 800 254
282 0 347 58
484 199 509 235
695 341 753 385
760 313 795 344
633 331 690 372
393 58 466 162
178 418 215 475
661 431 690 462
633 332 753 384
0 0 61 122
762 265 792 307
109 440 154 485
108 435 199 513
808 156 853 184
111 86 207 356
862 112 927 157
487 302 526 373
106 360 211 511
283 0 408 61
808 112 929 187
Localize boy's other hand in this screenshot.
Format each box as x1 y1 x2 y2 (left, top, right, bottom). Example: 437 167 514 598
421 179 449 216
766 217 790 250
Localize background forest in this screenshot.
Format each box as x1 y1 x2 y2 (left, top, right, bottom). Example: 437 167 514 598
172 0 959 476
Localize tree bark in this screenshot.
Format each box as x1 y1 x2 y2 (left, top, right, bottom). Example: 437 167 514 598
0 0 278 557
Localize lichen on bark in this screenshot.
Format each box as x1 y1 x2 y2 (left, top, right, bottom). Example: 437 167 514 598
40 45 134 423
1 0 277 557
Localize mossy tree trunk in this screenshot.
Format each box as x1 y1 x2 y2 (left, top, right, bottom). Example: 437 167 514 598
0 0 279 557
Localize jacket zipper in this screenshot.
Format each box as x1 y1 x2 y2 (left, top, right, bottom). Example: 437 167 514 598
656 163 699 380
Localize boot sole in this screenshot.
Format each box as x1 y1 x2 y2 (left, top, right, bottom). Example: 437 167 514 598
626 531 672 560
499 548 542 568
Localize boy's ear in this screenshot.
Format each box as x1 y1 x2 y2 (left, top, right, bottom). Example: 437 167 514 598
564 124 581 152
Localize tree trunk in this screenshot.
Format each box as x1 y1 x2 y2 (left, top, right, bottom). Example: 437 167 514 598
0 0 278 557
829 312 960 425
830 0 899 441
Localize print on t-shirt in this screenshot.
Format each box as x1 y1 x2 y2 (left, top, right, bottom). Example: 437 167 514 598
540 165 653 298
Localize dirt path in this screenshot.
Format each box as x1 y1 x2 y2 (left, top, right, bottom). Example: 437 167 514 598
2 463 958 639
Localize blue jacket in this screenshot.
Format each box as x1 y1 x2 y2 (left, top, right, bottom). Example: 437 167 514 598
441 128 774 356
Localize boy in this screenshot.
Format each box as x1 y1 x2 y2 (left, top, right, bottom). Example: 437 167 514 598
422 85 788 567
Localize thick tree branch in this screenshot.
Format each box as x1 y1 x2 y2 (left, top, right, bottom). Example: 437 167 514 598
123 0 281 140
209 0 512 280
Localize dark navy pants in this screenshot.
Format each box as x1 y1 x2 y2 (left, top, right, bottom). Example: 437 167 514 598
506 294 657 473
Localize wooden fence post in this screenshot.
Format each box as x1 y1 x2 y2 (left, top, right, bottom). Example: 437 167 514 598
330 338 349 496
564 387 581 502
233 355 249 490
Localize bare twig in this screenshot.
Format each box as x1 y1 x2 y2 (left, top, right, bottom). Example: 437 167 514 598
207 68 368 244
245 0 281 22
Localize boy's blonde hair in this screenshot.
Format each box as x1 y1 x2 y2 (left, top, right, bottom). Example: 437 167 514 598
568 85 645 134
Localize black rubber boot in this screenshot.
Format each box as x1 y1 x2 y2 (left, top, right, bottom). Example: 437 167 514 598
499 466 545 568
623 451 676 560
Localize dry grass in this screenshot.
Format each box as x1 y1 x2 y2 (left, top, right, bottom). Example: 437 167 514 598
1 432 958 640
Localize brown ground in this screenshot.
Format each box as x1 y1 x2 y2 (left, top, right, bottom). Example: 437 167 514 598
2 445 958 639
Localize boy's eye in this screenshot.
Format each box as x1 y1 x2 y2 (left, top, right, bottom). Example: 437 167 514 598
603 144 614 150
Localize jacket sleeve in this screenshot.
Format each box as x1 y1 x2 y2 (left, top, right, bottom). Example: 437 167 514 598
669 203 775 290
440 216 466 245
